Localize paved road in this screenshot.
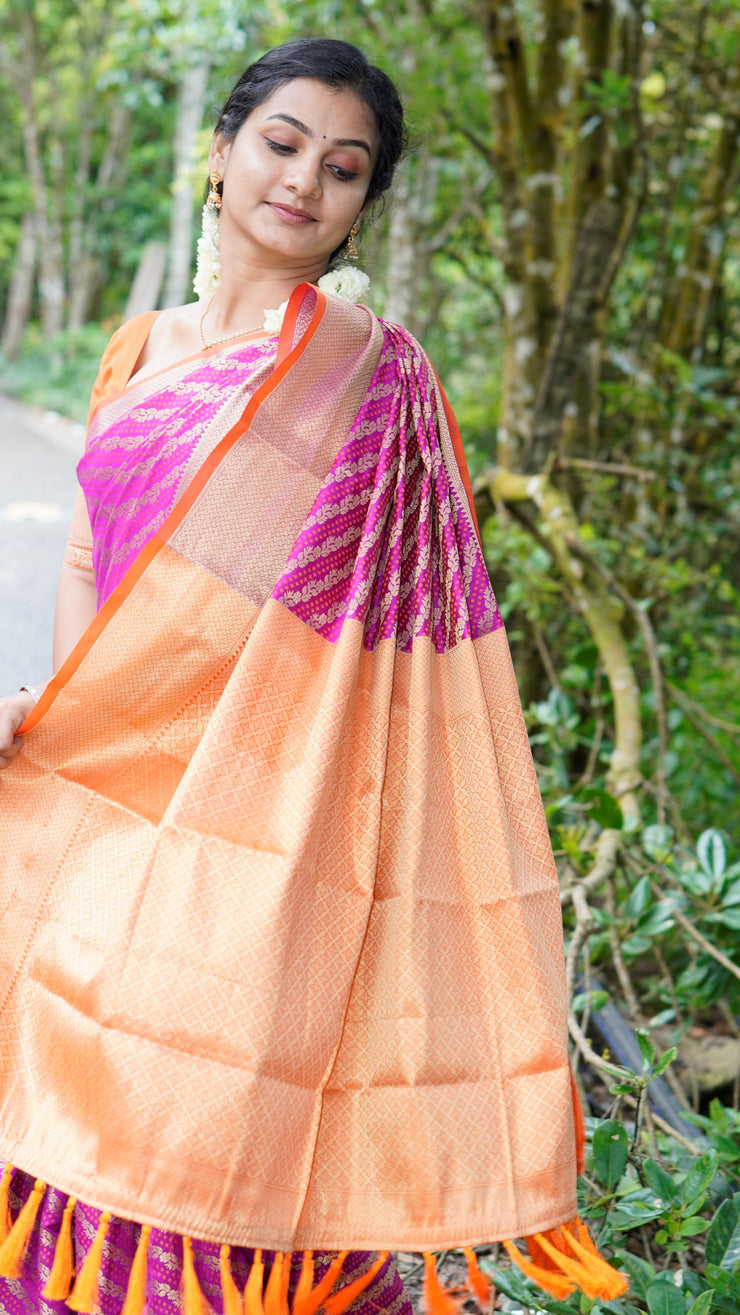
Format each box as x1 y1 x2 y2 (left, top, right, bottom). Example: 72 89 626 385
0 395 85 694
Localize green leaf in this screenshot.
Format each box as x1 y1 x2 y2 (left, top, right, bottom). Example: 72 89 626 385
686 1294 715 1315
609 1187 668 1230
680 1152 718 1209
697 827 727 882
643 1160 677 1203
678 1215 710 1237
646 1281 685 1315
571 990 610 1014
642 824 674 862
636 1028 656 1070
611 1250 657 1300
592 1120 629 1189
579 786 623 830
706 1193 740 1271
624 875 652 920
653 1046 679 1077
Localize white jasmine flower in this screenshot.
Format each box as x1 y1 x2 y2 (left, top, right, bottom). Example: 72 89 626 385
193 205 221 301
263 301 289 335
261 266 371 335
318 265 371 303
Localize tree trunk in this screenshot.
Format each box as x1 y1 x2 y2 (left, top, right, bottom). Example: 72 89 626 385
124 242 168 322
1 212 36 360
382 158 437 336
660 108 740 360
66 116 93 331
163 60 210 308
482 0 576 470
68 253 102 331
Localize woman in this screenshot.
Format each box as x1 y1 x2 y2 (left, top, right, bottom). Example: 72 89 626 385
0 38 626 1315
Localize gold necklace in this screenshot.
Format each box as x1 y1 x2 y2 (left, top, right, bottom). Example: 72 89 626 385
199 295 263 350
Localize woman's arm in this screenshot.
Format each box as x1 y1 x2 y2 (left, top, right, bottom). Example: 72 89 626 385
52 563 98 671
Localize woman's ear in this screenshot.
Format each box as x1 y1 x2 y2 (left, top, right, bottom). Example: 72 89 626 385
208 131 232 179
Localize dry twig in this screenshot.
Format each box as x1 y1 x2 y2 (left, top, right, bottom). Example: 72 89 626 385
561 829 622 906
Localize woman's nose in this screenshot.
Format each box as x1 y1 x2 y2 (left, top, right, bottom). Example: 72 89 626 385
284 153 322 199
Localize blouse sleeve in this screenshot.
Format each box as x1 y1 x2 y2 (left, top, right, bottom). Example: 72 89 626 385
62 312 159 575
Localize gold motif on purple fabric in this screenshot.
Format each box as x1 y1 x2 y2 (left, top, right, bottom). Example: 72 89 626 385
272 325 502 653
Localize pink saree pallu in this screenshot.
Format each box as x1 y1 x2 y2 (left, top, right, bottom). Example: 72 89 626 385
0 285 626 1312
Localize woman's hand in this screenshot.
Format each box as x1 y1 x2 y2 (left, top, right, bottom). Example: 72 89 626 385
0 690 35 768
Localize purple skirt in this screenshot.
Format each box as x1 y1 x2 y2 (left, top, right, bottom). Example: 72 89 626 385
0 1165 412 1315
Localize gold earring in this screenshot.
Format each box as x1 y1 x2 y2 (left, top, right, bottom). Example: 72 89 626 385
207 171 222 212
345 219 360 261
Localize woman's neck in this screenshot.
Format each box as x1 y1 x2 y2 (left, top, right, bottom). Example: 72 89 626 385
208 240 327 335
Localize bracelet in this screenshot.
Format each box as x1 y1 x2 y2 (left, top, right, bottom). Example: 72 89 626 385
19 685 40 705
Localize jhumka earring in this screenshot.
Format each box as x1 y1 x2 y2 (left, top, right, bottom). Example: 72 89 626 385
345 219 360 261
206 172 222 211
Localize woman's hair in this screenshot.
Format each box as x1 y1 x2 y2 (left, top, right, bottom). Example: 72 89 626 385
215 38 407 209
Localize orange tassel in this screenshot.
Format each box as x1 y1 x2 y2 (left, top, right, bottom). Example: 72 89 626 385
422 1252 462 1315
0 1164 13 1244
502 1240 575 1300
221 1244 243 1315
0 1178 46 1279
42 1196 77 1300
293 1250 348 1315
292 1251 314 1314
280 1250 292 1315
181 1235 209 1315
324 1251 389 1315
264 1250 286 1315
463 1247 493 1311
67 1210 111 1312
534 1222 629 1301
503 1218 629 1302
245 1247 266 1315
121 1223 150 1315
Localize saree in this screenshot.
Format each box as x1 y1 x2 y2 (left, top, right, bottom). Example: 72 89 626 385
0 284 625 1310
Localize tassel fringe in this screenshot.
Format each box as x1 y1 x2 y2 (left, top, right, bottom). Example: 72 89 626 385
0 1167 628 1311
67 1210 111 1313
122 1223 150 1315
182 1235 209 1315
324 1251 389 1315
264 1249 287 1315
0 1177 46 1279
504 1218 629 1301
463 1247 493 1311
0 1164 13 1245
220 1243 243 1315
293 1250 348 1315
422 1253 462 1315
293 1250 315 1314
42 1196 77 1300
245 1247 266 1315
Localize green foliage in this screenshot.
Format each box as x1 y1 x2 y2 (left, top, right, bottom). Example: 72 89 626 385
486 1079 740 1313
0 325 110 423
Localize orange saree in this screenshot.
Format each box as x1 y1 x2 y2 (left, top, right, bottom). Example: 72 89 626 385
0 285 626 1309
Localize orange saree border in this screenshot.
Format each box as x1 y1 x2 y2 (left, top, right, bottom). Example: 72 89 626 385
20 284 327 736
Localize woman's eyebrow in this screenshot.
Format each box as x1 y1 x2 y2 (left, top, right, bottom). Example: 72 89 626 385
264 113 371 158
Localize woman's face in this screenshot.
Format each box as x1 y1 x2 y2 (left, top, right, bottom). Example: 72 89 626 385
209 78 378 273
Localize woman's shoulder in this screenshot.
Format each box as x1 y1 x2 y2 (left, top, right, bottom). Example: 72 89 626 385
87 311 161 423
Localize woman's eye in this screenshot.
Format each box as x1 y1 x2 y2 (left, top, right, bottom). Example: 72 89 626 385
330 166 358 182
265 138 295 154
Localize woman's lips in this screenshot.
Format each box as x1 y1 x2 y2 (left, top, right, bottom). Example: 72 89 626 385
268 203 316 225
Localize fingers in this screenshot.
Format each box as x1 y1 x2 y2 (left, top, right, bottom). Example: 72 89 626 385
0 736 22 769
